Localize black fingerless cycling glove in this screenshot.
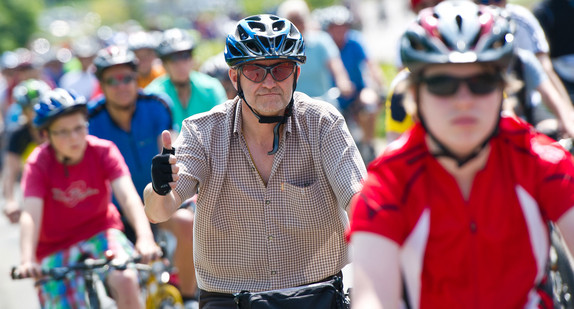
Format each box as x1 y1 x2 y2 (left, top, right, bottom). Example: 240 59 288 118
151 147 176 195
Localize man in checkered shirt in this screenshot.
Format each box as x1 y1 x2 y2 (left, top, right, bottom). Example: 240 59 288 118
144 14 367 309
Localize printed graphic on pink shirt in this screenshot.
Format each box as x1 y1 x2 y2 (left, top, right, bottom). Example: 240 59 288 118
51 181 99 208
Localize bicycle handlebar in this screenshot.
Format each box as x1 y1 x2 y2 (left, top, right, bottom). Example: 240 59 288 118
11 251 147 281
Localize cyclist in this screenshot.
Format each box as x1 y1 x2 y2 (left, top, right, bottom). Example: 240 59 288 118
59 36 100 101
144 14 366 308
277 0 354 106
318 5 386 164
385 7 574 143
1 79 50 223
385 0 443 145
88 45 198 308
475 0 573 117
348 2 574 308
145 28 227 132
16 88 161 308
199 51 237 100
127 31 166 89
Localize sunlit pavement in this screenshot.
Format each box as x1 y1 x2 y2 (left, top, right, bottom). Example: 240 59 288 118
0 214 40 309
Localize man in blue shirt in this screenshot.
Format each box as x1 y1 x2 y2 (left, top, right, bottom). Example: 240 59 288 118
88 45 199 308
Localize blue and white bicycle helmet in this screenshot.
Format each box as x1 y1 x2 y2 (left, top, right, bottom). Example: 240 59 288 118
224 14 306 155
34 88 87 130
224 14 306 67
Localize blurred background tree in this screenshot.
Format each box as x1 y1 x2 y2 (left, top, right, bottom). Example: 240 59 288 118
0 0 43 53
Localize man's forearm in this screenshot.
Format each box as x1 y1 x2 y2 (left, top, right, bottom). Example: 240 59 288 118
143 183 180 223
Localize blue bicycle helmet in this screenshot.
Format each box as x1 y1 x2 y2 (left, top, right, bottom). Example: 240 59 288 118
34 88 87 130
12 79 51 109
224 14 306 67
400 1 515 74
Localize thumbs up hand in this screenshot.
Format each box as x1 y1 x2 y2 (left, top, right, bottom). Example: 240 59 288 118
151 130 179 195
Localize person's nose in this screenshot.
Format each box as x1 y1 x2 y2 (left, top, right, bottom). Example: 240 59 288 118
453 82 475 110
260 71 277 87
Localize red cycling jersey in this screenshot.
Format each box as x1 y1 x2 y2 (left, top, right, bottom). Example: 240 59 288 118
349 116 574 308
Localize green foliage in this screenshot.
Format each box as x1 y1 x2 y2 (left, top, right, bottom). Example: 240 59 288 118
240 0 343 16
194 39 226 68
0 0 43 53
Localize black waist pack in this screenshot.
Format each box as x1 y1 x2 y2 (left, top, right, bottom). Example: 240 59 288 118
233 276 350 309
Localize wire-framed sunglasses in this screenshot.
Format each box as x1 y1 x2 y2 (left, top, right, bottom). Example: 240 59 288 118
419 73 503 96
241 62 296 83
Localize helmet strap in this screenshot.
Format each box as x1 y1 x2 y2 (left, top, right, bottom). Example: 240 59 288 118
415 87 501 168
236 66 298 155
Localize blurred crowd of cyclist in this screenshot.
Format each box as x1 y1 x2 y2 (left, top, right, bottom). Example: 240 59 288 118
0 1 387 307
1 0 574 308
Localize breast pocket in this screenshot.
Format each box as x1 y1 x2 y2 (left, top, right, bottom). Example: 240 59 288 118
280 181 336 230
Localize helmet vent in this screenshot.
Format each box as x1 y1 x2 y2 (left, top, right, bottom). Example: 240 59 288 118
259 37 271 52
246 41 261 54
455 15 463 31
274 36 284 50
227 44 242 57
246 15 261 22
272 21 286 32
237 27 250 40
248 21 266 34
284 39 295 53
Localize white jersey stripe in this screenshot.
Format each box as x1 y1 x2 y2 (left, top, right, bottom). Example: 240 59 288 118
516 185 549 283
400 208 430 309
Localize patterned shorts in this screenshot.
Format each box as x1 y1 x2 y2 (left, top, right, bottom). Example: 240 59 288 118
37 228 135 309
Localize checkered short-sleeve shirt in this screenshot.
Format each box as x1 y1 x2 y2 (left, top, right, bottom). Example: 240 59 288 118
173 92 367 293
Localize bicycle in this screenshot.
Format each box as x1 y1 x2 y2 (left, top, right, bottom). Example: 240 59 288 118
139 257 184 309
11 250 143 309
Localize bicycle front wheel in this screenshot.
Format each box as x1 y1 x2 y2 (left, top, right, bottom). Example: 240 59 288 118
146 283 184 309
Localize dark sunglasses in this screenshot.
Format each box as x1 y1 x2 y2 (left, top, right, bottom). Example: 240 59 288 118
166 51 192 62
241 62 296 83
419 73 503 96
104 74 136 86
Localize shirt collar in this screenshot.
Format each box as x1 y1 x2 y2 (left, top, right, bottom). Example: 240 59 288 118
232 96 294 136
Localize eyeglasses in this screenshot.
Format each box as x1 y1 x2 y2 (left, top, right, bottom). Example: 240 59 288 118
419 73 503 96
165 51 192 62
241 62 296 83
104 74 136 86
50 123 89 138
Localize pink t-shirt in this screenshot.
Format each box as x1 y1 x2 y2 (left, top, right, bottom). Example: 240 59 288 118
22 135 128 260
349 116 574 308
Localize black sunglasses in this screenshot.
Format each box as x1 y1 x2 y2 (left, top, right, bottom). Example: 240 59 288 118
419 73 503 96
241 62 296 83
104 74 136 86
166 51 192 62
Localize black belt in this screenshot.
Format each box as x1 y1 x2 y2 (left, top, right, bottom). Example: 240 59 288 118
198 271 344 309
